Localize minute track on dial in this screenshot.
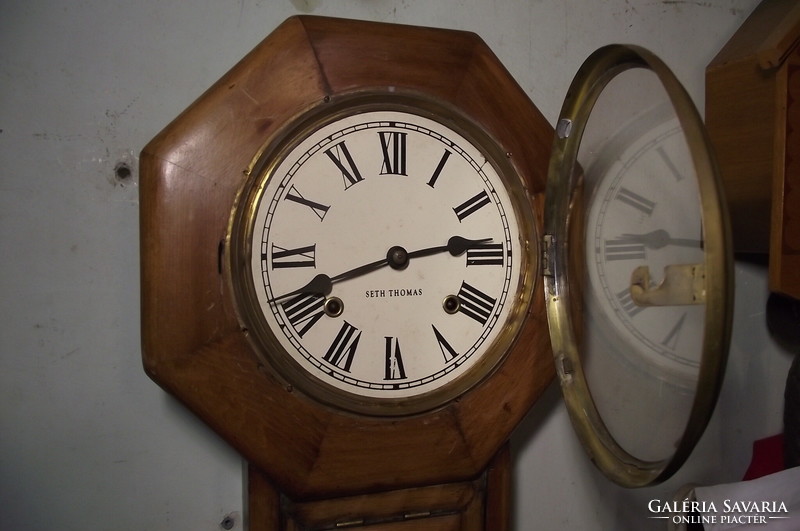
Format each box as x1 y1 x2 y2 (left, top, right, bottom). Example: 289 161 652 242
268 236 493 302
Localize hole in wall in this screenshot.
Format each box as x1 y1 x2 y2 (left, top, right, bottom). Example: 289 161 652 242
108 149 138 190
114 162 132 182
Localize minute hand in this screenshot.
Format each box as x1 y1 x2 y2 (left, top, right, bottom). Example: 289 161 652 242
269 236 492 302
405 236 493 260
330 236 491 282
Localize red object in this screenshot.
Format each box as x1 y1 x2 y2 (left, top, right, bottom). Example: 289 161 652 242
743 434 785 480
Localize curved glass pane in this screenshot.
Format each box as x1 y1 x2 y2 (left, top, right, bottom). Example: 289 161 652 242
544 45 732 486
577 67 702 462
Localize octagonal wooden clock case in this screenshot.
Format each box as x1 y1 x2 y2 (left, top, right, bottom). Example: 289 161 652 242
140 15 732 530
140 16 554 530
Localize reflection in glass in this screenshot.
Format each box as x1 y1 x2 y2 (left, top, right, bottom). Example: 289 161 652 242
576 68 705 462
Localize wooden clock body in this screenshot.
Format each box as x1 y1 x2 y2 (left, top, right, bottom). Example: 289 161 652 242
139 16 554 529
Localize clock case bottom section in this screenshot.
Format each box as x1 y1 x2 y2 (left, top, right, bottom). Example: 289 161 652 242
246 445 511 531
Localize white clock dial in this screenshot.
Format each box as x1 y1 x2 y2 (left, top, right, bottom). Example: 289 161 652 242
233 99 536 414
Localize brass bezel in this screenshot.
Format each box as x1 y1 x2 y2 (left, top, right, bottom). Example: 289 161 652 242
544 45 734 486
227 91 539 417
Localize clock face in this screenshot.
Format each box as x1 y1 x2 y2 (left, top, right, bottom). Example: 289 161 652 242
230 97 536 415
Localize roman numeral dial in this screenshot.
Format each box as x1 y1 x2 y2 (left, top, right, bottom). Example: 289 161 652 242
325 141 363 189
384 337 407 380
453 191 491 221
323 321 361 372
455 281 497 325
240 104 533 413
285 185 330 221
269 244 316 269
379 131 407 176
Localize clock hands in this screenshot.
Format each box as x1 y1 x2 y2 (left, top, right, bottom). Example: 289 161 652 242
619 229 702 250
405 235 494 261
270 236 492 302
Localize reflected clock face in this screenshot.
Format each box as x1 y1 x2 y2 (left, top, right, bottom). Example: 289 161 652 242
584 113 705 383
230 98 537 415
544 44 732 486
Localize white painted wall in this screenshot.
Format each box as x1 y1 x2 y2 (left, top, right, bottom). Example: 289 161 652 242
3 1 791 530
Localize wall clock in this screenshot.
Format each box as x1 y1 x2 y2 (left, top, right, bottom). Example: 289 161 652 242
140 16 553 530
140 15 732 529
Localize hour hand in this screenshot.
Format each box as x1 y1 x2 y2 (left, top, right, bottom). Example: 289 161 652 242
270 273 332 303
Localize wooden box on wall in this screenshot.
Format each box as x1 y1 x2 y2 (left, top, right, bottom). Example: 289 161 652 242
705 0 800 299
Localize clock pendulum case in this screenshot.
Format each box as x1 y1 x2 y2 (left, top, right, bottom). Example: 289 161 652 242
140 14 735 530
139 16 554 530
